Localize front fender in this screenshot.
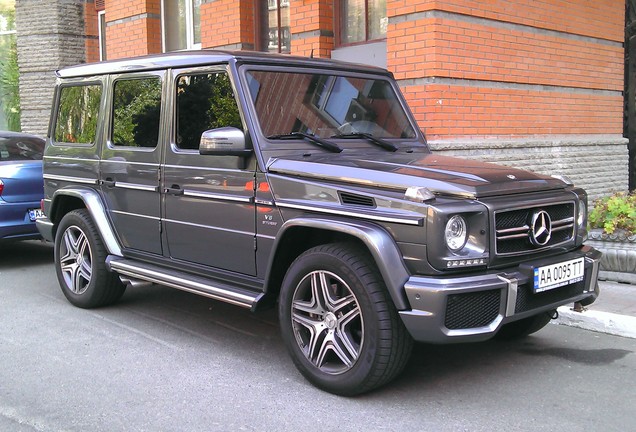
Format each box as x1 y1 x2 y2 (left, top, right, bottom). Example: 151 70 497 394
49 187 123 257
268 217 411 310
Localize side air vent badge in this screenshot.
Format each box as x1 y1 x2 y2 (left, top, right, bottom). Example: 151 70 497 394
339 192 376 207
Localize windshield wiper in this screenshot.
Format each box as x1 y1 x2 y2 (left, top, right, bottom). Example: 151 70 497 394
267 132 342 153
332 132 398 152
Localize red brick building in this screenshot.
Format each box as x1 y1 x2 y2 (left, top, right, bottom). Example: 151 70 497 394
19 0 630 199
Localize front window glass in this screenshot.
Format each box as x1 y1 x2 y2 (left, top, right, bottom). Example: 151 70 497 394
112 77 162 148
54 84 102 144
341 0 387 45
259 0 290 53
175 72 242 150
245 70 416 140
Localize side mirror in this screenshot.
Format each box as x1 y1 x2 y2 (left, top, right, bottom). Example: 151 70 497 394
199 127 252 157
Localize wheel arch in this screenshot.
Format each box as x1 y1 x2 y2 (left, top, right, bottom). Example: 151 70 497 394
50 187 123 257
263 218 411 310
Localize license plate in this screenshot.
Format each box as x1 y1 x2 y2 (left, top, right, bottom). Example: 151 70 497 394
28 208 45 221
533 257 585 293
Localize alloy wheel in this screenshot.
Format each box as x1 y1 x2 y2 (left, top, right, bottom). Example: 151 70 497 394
290 270 363 375
59 225 93 295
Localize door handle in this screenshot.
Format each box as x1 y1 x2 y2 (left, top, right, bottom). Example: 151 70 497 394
165 185 184 196
101 178 116 187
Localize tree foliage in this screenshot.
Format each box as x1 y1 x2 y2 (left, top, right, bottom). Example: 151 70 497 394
0 2 20 131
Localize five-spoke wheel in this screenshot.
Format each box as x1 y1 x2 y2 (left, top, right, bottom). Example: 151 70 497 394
54 209 125 308
291 270 363 375
279 243 413 396
58 224 93 295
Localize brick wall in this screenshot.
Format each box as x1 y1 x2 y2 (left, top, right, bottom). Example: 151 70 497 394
200 0 255 50
385 0 628 199
289 0 334 57
84 2 100 63
103 0 161 59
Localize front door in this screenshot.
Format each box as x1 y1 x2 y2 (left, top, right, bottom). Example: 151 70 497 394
162 67 257 275
100 72 165 255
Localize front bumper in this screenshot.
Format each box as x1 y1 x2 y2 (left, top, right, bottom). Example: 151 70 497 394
399 245 601 343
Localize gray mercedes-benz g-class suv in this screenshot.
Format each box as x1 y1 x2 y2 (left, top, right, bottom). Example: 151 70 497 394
38 51 601 395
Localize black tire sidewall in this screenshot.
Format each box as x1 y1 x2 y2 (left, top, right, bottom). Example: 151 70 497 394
279 245 387 396
54 209 121 308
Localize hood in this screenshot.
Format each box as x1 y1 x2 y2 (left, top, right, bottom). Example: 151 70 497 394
266 151 567 198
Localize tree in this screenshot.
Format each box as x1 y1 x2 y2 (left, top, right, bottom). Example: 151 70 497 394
0 0 20 131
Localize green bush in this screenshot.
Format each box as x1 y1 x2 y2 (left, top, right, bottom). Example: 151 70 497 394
588 191 636 235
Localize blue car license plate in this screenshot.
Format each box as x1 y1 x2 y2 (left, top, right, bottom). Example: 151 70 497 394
28 208 45 222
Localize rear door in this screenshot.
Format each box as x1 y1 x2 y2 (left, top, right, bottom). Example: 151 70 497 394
99 72 165 255
162 66 257 275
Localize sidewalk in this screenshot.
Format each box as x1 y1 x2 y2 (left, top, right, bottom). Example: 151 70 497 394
554 280 636 339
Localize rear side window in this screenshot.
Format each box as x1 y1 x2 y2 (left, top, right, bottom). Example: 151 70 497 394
112 77 162 148
0 137 44 161
54 84 102 144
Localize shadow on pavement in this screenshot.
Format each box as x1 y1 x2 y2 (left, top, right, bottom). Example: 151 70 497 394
0 239 54 269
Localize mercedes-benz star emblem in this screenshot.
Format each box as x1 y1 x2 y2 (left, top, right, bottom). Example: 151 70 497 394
529 210 552 247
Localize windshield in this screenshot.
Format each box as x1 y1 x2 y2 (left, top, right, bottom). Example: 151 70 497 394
244 70 417 141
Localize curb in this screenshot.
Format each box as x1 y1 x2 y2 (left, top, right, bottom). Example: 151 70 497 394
554 306 636 339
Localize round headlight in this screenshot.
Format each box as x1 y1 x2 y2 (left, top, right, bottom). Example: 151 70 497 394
445 215 467 251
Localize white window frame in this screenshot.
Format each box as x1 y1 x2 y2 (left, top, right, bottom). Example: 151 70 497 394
98 11 107 61
161 0 201 52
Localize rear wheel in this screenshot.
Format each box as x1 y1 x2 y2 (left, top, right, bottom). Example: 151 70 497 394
279 243 413 396
495 311 553 340
54 209 125 308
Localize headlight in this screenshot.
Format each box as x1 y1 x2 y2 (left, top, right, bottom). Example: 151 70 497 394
445 215 467 251
577 200 586 228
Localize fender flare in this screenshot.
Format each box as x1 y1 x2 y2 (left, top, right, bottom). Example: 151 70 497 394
267 217 411 310
51 187 123 257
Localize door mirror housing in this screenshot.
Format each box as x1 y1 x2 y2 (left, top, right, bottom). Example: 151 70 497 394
199 127 252 157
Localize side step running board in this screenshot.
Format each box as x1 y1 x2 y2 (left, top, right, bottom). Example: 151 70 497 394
107 256 264 310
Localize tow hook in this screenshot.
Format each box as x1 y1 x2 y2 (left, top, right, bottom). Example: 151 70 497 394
550 310 559 320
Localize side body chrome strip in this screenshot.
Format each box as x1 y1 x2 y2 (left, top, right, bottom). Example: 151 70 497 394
44 174 98 185
108 258 260 309
276 201 423 226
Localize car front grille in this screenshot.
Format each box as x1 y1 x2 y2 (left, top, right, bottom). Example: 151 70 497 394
445 289 501 330
495 202 575 256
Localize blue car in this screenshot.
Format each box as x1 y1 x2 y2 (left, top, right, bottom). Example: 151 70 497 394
0 131 45 241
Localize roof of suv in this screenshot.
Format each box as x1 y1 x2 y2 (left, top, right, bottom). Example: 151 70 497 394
56 50 392 78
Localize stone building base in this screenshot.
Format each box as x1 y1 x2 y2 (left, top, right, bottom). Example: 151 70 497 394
429 135 629 203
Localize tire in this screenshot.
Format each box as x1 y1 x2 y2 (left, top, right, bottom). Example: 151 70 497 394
54 209 126 308
494 311 554 340
279 243 413 396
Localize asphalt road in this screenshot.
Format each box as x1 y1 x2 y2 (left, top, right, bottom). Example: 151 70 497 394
1 241 635 432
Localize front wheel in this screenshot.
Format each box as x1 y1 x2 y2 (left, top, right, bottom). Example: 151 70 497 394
54 209 126 308
279 243 413 396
